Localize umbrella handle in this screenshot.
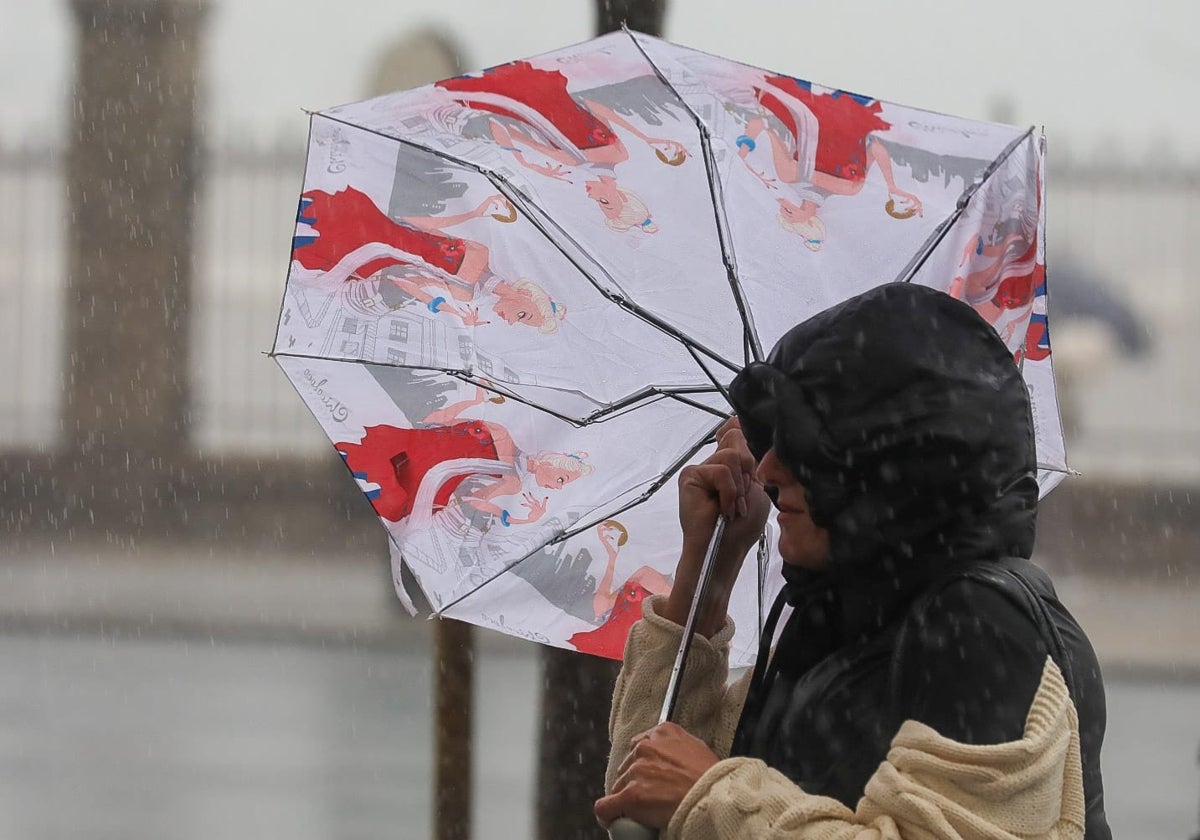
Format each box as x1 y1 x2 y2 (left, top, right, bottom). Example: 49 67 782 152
658 515 727 723
605 517 729 840
608 817 657 840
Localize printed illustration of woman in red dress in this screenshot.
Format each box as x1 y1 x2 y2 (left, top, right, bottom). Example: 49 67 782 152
948 195 1043 356
568 520 673 659
293 186 567 333
336 386 593 527
436 60 690 234
734 76 923 250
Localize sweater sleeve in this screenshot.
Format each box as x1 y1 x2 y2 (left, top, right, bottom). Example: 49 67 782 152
666 659 1085 840
605 595 752 794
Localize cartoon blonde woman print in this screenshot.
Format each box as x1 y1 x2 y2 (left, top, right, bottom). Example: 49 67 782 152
335 387 593 528
584 175 659 234
391 270 568 333
293 188 567 333
501 279 566 333
569 520 674 659
436 61 689 234
735 76 923 249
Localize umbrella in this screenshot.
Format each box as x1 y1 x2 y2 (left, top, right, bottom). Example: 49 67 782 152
271 30 1066 669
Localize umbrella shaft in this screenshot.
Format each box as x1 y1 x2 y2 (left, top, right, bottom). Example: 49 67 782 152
658 515 727 724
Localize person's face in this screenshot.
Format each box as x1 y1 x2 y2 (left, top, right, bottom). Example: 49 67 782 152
585 175 626 221
492 285 544 327
755 448 831 570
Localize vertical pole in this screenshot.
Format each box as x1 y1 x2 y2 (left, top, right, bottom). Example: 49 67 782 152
64 0 207 534
435 618 475 840
537 649 622 840
594 0 667 35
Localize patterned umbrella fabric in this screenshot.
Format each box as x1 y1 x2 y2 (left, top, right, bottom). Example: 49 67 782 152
272 31 1065 666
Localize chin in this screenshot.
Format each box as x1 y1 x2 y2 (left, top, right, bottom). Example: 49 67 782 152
781 554 829 571
778 539 831 571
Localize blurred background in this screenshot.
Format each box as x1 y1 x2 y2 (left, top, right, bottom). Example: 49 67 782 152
1 1 1197 838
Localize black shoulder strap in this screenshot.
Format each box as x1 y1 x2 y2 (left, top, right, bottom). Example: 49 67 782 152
890 560 1077 715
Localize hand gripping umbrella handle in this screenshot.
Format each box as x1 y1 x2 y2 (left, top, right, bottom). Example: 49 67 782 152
607 516 728 840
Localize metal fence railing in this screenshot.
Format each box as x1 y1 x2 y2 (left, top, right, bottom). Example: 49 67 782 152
0 143 66 450
1048 160 1200 482
189 139 323 455
3 140 1198 481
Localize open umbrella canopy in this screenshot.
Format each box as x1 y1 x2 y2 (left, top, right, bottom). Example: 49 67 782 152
272 31 1066 665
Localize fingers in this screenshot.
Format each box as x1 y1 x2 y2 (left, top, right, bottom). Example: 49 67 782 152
714 423 759 512
593 789 629 828
680 442 758 520
614 736 645 783
715 420 751 459
715 416 741 440
600 730 657 827
679 461 741 519
608 726 669 803
596 724 713 830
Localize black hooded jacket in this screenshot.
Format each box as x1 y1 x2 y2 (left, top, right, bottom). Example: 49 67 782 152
727 284 1110 839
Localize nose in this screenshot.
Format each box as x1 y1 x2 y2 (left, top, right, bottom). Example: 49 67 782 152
755 448 791 486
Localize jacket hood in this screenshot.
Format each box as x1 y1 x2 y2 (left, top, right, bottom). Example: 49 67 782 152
729 283 1039 578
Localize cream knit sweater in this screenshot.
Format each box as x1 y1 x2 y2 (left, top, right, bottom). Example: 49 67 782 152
607 596 1086 840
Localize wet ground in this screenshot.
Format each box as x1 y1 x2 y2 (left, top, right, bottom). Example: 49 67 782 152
0 632 1196 840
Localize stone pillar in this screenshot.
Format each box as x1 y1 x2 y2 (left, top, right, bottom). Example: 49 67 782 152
63 0 207 531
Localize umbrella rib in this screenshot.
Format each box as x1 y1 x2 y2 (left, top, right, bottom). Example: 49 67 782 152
1030 135 1071 470
893 126 1036 286
270 349 599 428
269 115 321 358
271 346 721 428
458 373 724 426
664 391 731 420
274 346 726 428
625 29 764 364
684 342 734 405
311 113 741 376
270 350 477 377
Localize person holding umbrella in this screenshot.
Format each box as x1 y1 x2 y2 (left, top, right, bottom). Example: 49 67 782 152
595 284 1110 839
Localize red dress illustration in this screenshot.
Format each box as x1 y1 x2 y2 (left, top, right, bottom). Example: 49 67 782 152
993 248 1040 310
293 187 467 281
757 76 891 183
337 422 501 523
436 61 618 152
568 581 652 659
1021 307 1051 363
952 184 1043 349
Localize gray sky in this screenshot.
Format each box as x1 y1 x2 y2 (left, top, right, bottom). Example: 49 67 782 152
4 0 1199 157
